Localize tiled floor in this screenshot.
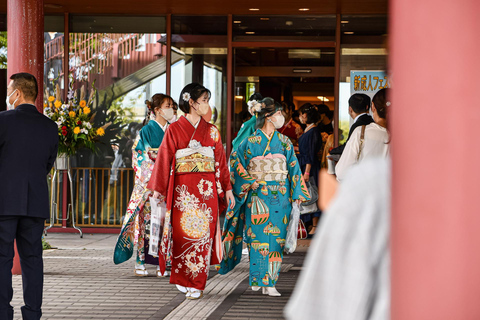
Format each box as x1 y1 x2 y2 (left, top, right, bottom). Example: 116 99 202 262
10 234 310 320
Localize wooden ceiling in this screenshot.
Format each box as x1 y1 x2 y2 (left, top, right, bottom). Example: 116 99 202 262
0 0 388 15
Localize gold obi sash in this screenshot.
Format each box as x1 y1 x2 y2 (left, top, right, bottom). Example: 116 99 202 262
247 155 288 181
175 146 215 173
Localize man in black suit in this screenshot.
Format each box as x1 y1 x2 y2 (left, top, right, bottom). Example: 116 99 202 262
0 73 58 320
329 93 374 155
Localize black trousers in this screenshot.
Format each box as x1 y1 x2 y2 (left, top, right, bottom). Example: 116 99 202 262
0 216 45 320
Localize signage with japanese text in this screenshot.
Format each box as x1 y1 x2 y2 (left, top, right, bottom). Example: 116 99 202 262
350 71 390 96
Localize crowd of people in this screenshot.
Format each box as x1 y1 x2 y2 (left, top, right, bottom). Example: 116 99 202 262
0 72 391 319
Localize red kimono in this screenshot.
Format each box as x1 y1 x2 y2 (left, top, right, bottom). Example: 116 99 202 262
147 116 232 290
278 119 303 145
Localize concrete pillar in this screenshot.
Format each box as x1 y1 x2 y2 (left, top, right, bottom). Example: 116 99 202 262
390 0 480 319
7 0 44 112
7 0 44 275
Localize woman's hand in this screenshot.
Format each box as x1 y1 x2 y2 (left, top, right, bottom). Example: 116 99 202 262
304 173 310 182
251 181 260 190
295 199 302 205
226 190 235 209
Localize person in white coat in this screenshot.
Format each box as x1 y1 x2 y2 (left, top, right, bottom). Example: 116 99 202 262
335 88 390 181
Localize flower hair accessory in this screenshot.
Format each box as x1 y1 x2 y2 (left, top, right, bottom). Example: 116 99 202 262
247 100 263 115
386 101 391 107
182 92 191 102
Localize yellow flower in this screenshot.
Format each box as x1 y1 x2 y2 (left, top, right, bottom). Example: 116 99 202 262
69 111 76 118
96 128 105 136
54 100 62 109
79 100 87 108
83 107 91 115
73 127 80 135
48 96 55 102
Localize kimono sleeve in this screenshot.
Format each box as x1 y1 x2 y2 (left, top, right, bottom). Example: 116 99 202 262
230 139 256 200
212 127 232 197
285 136 310 202
146 126 175 198
304 130 321 166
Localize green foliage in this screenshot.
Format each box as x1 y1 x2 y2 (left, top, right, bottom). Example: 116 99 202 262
42 237 52 250
0 31 7 69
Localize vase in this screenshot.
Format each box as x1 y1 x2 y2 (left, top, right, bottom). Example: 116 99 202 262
55 154 70 171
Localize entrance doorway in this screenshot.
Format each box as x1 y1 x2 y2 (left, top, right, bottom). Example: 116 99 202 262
232 46 336 137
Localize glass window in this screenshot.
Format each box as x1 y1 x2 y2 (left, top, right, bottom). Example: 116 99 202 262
338 15 388 145
65 16 166 227
233 15 336 41
170 16 228 142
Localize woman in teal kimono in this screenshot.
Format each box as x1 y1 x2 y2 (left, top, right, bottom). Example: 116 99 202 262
113 94 175 276
231 93 263 151
220 98 310 297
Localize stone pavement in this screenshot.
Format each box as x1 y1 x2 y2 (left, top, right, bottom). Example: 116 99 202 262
11 234 310 320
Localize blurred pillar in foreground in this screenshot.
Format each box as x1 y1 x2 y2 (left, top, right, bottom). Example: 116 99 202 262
7 0 44 112
391 0 480 319
8 0 45 275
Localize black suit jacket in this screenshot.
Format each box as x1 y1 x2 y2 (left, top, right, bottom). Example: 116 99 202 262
330 113 374 155
0 104 58 218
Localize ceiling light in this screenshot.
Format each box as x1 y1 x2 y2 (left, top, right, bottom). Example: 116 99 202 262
299 8 310 11
341 20 349 23
235 96 244 100
344 31 354 35
260 18 270 21
317 96 329 102
246 32 255 35
234 20 242 24
286 21 293 26
249 8 260 11
252 51 257 54
293 69 312 73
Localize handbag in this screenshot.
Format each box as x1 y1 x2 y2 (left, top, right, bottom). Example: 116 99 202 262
297 219 307 240
302 180 318 206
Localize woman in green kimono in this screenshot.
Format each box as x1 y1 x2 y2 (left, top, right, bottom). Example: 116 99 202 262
113 94 175 276
231 93 263 151
220 98 310 296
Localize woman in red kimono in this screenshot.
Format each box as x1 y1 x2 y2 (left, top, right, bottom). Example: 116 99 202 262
147 83 235 300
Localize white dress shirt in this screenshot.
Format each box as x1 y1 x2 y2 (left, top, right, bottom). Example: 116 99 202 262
335 122 389 181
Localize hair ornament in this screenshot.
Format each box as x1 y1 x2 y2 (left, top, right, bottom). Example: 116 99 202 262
386 101 391 107
182 92 191 102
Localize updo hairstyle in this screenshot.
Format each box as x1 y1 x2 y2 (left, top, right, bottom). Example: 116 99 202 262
254 97 283 129
144 93 173 125
178 83 211 114
372 88 390 119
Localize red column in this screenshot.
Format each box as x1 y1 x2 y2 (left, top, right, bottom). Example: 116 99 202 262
390 0 480 319
7 0 44 112
7 0 44 275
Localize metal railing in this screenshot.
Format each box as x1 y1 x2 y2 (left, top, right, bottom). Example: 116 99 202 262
47 167 135 228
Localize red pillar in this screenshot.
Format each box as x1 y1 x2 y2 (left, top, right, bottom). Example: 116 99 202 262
390 0 480 319
7 0 44 275
7 0 44 112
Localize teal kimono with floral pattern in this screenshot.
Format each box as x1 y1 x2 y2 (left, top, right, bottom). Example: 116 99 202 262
219 129 310 287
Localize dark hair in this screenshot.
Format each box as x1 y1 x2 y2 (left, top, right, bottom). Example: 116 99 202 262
178 83 211 114
10 73 38 101
144 93 173 125
348 93 371 114
372 88 390 119
299 103 320 124
255 98 282 129
281 101 295 114
249 92 263 102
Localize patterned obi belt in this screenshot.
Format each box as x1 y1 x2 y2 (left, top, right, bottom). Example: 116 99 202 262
175 146 215 173
247 154 288 182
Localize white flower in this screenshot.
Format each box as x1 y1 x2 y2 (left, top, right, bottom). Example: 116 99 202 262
182 92 191 102
85 122 92 129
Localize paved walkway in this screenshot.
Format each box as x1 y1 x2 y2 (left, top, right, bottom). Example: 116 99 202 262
11 233 310 320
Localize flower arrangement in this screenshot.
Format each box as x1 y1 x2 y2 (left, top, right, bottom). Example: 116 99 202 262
44 83 108 156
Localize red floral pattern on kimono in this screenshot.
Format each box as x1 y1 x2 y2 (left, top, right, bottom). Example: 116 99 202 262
278 119 303 145
147 116 231 290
